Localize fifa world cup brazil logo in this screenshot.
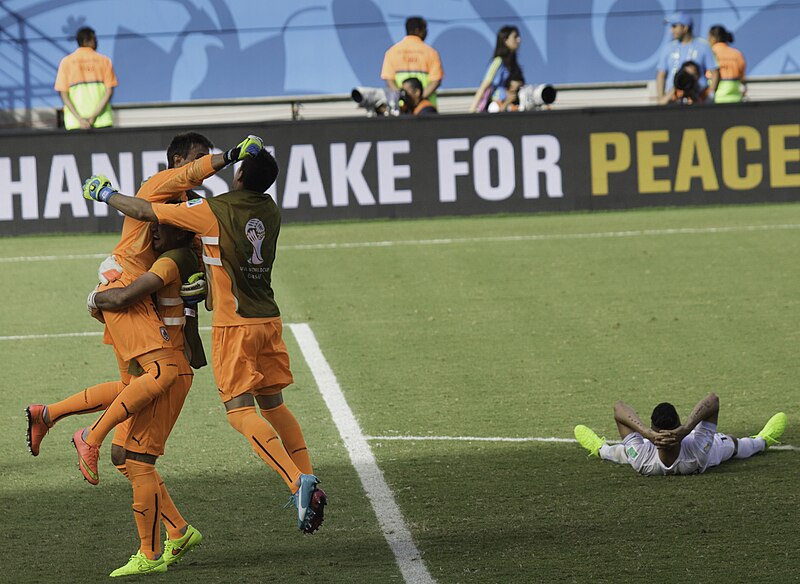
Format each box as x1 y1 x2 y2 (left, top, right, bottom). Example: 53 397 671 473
245 218 266 265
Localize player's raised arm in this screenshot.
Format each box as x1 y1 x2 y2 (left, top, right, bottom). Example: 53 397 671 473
613 400 656 440
82 135 265 220
678 393 719 433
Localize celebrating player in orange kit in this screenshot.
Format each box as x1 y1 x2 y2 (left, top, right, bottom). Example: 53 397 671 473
82 146 327 534
67 132 264 490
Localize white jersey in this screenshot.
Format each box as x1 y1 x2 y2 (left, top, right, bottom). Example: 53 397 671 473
621 421 735 476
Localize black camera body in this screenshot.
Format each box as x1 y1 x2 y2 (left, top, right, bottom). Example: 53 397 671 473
673 61 700 104
397 88 411 113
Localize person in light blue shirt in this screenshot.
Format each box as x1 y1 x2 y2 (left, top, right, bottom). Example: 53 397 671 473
656 11 719 104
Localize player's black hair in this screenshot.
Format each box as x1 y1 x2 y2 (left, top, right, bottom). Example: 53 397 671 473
651 402 681 430
240 150 279 193
166 132 214 168
709 25 734 44
406 16 427 36
76 27 95 47
402 77 424 94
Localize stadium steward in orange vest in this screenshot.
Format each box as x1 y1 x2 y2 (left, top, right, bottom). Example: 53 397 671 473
381 16 444 106
54 26 118 130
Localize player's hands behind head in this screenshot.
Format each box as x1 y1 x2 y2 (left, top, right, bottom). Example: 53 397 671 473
181 272 207 307
223 135 264 165
82 174 117 203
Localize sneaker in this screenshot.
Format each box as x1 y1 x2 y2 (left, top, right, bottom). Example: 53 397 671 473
109 551 167 577
285 473 319 531
26 404 50 456
574 424 606 458
163 525 203 566
71 428 100 485
752 412 787 448
303 487 328 534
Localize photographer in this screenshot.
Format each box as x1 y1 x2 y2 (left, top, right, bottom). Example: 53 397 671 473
656 12 718 105
487 71 525 112
667 61 708 105
399 77 438 116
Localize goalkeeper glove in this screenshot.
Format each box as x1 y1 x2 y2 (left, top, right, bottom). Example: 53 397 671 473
97 255 123 285
223 135 264 165
83 174 117 203
180 272 207 307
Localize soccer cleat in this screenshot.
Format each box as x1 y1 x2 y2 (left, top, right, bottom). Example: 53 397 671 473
574 424 606 458
752 412 787 448
303 487 328 534
285 473 319 531
163 525 203 566
26 404 50 456
109 551 167 577
71 427 100 485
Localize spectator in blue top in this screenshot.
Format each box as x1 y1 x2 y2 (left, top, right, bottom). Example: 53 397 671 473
656 11 719 105
469 26 522 113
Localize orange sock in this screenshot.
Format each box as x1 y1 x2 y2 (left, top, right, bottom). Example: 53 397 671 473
127 459 162 560
47 381 123 426
226 407 301 490
155 470 187 540
114 463 129 479
85 359 176 447
260 403 313 474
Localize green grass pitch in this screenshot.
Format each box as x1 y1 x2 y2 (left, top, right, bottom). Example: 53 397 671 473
1 204 798 583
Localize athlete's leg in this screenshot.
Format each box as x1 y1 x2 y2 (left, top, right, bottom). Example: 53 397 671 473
225 394 302 490
83 349 179 448
27 352 130 456
733 436 766 459
257 391 313 474
126 455 163 560
598 443 629 464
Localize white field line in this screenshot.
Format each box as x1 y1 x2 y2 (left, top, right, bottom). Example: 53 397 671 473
3 223 800 263
366 434 800 452
0 252 107 263
0 327 213 341
288 323 435 584
2 331 795 454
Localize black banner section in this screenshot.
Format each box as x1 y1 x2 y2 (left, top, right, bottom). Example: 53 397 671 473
1 100 799 236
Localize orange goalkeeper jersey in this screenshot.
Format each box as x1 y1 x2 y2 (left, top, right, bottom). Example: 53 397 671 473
111 155 215 279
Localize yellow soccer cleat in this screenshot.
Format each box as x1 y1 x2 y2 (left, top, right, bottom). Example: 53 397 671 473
163 525 203 566
574 424 606 458
109 551 167 577
752 412 787 448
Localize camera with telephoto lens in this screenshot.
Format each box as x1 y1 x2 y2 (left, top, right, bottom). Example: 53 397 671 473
517 84 557 111
397 88 412 113
673 62 700 104
351 87 391 117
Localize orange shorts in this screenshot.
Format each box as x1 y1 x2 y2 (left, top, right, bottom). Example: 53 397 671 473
101 275 172 362
111 354 193 457
211 321 294 402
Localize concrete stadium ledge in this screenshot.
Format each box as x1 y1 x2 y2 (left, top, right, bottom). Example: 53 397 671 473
3 75 800 130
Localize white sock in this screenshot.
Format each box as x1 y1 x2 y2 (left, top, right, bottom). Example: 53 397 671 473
599 443 628 465
735 437 766 459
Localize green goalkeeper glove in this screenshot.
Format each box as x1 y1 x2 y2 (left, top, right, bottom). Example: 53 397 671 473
180 272 207 307
83 174 117 203
223 135 264 165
